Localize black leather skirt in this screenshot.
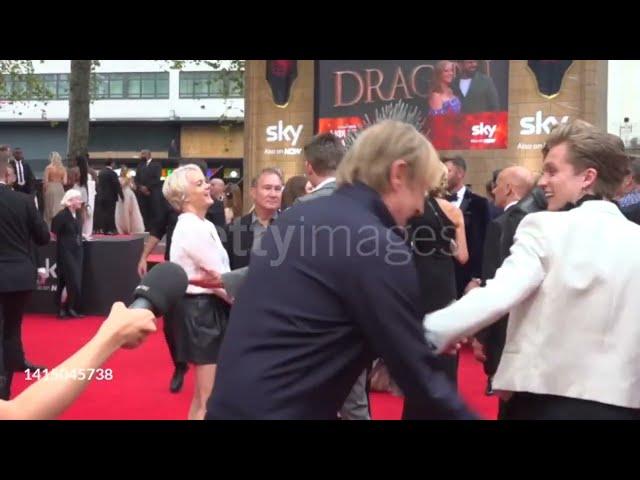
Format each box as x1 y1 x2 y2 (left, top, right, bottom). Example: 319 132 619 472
181 294 230 365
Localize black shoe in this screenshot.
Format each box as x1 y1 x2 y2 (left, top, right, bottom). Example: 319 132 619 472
58 308 69 319
485 377 494 396
169 365 187 393
67 309 85 319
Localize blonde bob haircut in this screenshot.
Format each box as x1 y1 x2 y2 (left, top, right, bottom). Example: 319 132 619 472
60 189 82 207
337 120 441 194
162 164 204 212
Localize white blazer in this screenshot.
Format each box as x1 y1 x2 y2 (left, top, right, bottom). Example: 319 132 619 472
424 200 640 409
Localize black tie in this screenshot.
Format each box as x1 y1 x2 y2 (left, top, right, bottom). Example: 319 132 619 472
446 193 458 202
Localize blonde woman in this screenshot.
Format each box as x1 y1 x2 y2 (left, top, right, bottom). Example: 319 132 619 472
43 152 67 226
115 166 145 235
427 60 462 117
163 165 233 420
223 183 243 224
51 189 85 319
402 161 467 418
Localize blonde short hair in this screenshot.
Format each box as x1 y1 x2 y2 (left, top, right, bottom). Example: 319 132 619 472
337 120 441 193
60 189 82 207
162 164 203 212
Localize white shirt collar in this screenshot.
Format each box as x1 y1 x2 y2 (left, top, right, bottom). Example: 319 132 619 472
452 185 466 208
146 158 152 165
504 200 518 211
312 177 336 192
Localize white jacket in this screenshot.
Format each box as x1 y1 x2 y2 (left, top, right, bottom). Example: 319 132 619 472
424 200 640 408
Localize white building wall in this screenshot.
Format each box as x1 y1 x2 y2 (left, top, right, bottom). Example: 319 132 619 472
0 60 244 122
608 60 640 144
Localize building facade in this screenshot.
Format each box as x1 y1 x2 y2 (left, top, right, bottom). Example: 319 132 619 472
0 60 244 179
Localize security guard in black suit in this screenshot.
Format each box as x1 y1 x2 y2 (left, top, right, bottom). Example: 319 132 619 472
0 157 50 399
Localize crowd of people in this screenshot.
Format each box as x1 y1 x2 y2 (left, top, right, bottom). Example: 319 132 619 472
2 116 640 420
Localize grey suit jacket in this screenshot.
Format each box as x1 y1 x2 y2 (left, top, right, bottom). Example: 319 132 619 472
295 180 337 204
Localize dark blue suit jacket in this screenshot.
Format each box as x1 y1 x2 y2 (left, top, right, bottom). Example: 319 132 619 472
206 182 473 420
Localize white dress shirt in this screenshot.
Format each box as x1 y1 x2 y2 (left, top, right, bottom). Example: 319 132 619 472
312 177 336 192
450 185 466 209
459 78 472 97
15 159 26 185
170 212 230 296
503 200 518 212
424 200 640 409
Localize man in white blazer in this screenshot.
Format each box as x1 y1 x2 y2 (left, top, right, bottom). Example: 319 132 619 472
424 121 640 419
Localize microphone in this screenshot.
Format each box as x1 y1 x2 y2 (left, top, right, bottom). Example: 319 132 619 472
129 261 188 316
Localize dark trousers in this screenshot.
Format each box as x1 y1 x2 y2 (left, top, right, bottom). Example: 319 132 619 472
137 193 152 231
501 392 640 420
402 353 458 420
56 262 82 312
0 291 31 399
95 198 117 233
137 189 161 232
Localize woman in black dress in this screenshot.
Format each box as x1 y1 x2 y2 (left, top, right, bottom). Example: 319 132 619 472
51 189 85 319
402 162 468 419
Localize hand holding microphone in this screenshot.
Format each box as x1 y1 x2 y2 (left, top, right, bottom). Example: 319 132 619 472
0 262 189 420
99 261 189 350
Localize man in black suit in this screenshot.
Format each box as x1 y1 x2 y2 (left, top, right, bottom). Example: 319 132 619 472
10 147 36 196
136 164 225 393
224 168 282 270
443 156 490 298
0 156 51 399
206 121 474 420
135 149 163 231
94 159 124 234
452 60 500 113
468 168 543 404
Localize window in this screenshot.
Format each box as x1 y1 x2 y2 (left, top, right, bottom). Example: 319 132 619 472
156 75 169 98
109 74 124 98
126 74 142 98
1 72 170 101
227 71 244 97
140 74 157 98
93 72 169 99
93 73 109 99
42 74 58 98
179 71 244 98
57 74 69 99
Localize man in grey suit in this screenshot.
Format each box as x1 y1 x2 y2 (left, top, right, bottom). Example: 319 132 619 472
452 60 500 113
295 133 342 204
295 133 371 420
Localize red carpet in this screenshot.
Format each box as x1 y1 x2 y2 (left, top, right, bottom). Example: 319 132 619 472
12 314 498 420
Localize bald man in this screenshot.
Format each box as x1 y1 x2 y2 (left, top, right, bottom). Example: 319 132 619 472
467 166 538 410
208 177 227 227
492 166 535 212
209 178 225 202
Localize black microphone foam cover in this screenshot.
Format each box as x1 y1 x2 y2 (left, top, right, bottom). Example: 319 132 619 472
133 261 188 316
